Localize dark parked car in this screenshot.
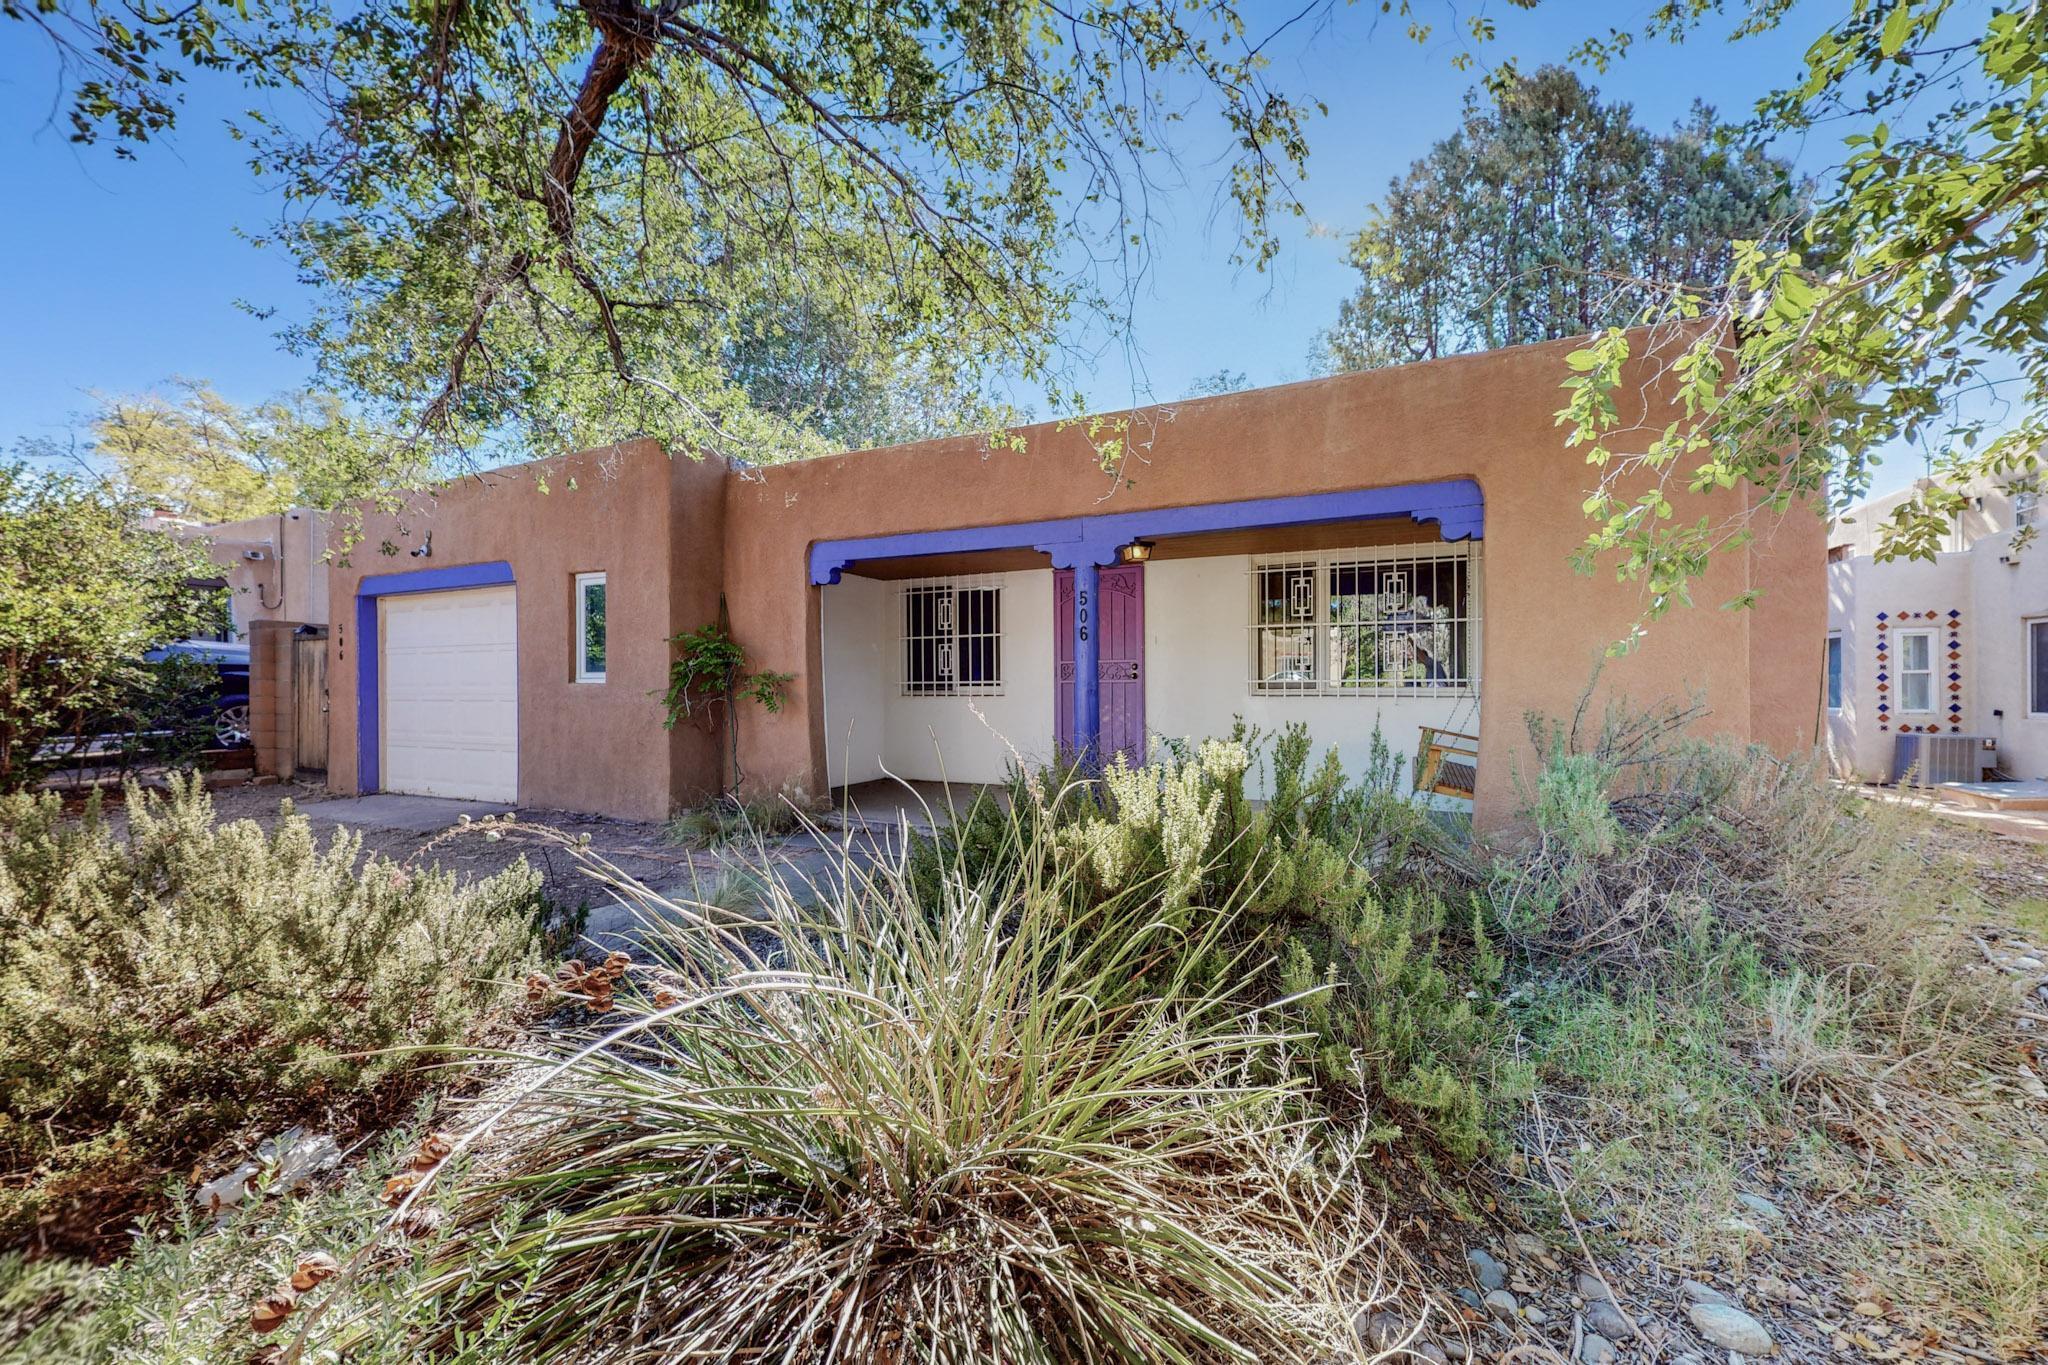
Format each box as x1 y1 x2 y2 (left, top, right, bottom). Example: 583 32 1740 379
142 639 252 748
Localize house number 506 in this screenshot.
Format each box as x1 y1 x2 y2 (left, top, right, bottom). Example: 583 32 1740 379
1076 589 1090 642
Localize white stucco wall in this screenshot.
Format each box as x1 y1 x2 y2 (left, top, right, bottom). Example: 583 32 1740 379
1142 556 1481 798
1825 550 1976 781
823 554 1485 795
820 573 890 787
821 568 1057 786
1964 530 2048 778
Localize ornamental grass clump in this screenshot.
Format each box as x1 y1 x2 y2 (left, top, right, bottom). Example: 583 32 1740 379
0 775 537 1252
395 825 1373 1362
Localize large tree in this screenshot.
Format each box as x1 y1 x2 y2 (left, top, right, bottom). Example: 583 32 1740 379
1319 66 1805 373
28 380 419 522
13 0 1325 470
1400 0 2048 621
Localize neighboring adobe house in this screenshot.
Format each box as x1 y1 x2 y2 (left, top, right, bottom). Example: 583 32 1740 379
192 509 333 639
1825 472 2047 785
155 508 334 776
321 334 1826 828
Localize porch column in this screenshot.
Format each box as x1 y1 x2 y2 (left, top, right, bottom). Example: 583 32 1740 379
1073 560 1100 764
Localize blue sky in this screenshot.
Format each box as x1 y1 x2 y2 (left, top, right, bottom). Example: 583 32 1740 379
0 1 1925 499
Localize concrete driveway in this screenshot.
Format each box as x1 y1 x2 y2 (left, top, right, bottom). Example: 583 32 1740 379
291 792 519 835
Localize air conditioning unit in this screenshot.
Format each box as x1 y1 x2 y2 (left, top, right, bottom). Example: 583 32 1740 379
1891 733 1996 786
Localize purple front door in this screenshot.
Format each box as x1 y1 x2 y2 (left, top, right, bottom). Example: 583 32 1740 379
1056 564 1145 766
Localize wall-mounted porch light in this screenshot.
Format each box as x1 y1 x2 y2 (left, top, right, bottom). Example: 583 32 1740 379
1120 539 1154 564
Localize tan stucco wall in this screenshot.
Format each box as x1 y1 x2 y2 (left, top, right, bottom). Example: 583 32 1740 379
324 440 726 820
720 334 1827 829
194 509 331 636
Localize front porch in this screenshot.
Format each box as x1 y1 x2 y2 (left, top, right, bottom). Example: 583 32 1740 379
812 482 1486 797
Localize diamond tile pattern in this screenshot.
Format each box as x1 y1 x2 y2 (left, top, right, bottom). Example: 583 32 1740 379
1876 608 1964 735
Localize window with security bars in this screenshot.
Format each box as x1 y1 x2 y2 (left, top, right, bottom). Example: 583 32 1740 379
1249 544 1480 695
902 578 1002 695
1252 561 1320 690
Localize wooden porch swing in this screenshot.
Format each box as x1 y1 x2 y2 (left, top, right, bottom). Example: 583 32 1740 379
1416 726 1479 799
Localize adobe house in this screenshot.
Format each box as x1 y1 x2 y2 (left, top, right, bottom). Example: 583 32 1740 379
1823 472 2048 794
319 334 1827 827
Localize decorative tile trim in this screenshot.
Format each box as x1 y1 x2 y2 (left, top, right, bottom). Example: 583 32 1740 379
1874 608 1964 735
1947 607 1965 733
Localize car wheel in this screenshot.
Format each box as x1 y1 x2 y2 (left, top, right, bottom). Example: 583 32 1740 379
214 703 253 749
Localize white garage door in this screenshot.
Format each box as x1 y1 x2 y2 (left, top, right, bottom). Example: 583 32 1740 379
379 586 518 802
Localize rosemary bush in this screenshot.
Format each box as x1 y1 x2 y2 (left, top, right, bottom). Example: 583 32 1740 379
910 725 1505 1160
0 776 537 1251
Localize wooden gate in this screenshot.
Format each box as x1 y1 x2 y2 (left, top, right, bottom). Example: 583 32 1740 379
292 628 329 775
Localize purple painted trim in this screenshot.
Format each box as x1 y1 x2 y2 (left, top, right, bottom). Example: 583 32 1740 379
354 561 516 793
807 479 1484 584
1072 561 1100 766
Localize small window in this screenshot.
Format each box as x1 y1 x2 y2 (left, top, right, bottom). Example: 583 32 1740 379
2030 621 2048 716
574 572 606 682
2017 491 2039 530
1826 633 1843 710
1895 629 1933 713
902 579 1001 695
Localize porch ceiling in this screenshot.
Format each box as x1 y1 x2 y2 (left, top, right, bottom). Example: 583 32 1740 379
1145 515 1445 560
842 547 1049 580
834 518 1443 579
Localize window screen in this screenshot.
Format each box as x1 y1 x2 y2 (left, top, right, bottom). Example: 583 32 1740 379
2032 622 2048 715
575 572 606 682
1250 544 1479 696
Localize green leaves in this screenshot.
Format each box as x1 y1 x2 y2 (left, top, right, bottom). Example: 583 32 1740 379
0 462 219 789
1523 0 2048 617
1320 66 1805 373
20 0 1327 472
1879 1 1916 58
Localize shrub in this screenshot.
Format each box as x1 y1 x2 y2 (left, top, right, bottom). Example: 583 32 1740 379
1048 729 1504 1159
1496 696 2013 1171
369 826 1373 1361
73 1114 477 1364
1496 697 2003 1016
0 462 220 792
0 775 537 1252
901 725 1504 1161
0 1252 99 1363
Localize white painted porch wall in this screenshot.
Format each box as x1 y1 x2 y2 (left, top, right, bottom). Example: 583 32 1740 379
820 573 889 787
823 555 1483 795
1142 556 1482 799
822 569 1056 787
